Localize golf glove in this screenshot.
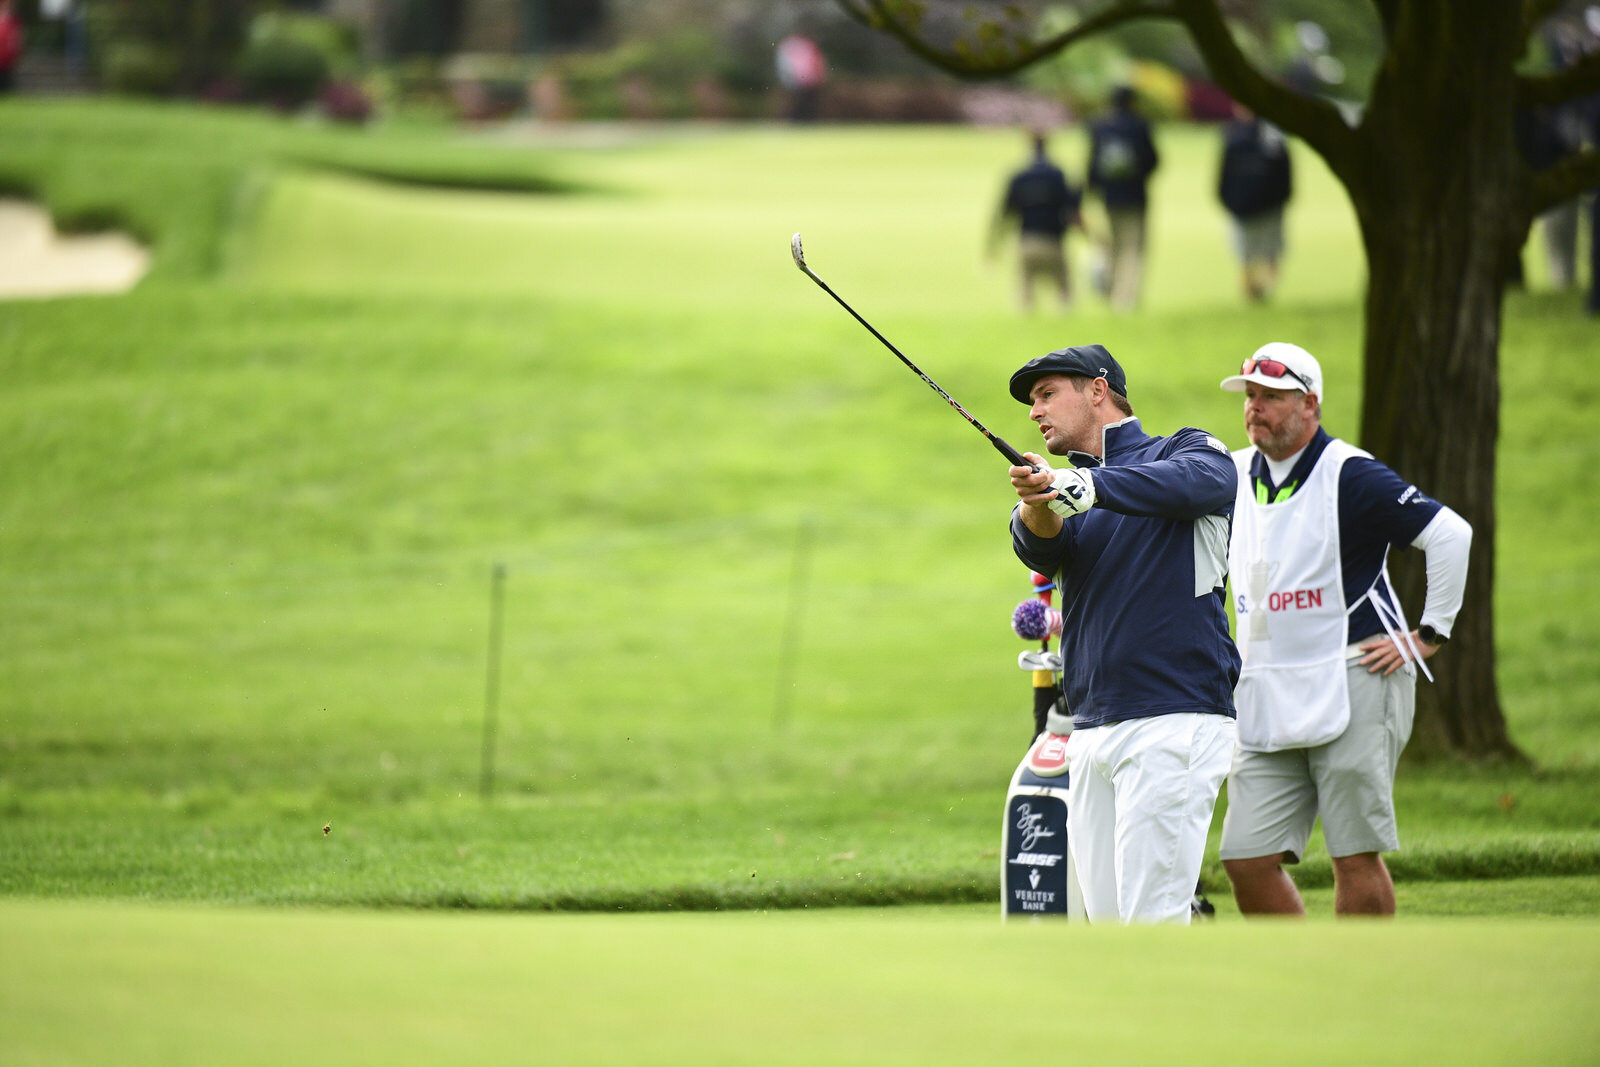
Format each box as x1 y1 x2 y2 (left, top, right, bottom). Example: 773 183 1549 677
1046 466 1096 518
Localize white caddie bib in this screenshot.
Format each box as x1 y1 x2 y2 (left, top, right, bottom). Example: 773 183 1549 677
1230 439 1372 751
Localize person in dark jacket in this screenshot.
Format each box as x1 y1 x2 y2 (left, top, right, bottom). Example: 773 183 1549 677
991 131 1086 311
1086 87 1160 312
0 0 24 94
1218 104 1294 302
1589 101 1600 315
1515 102 1584 289
1007 344 1239 923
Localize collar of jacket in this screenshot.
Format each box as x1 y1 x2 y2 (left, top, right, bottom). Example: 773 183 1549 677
1069 416 1143 469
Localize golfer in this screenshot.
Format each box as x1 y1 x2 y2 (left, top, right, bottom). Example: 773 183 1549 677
1008 344 1239 924
1217 342 1471 916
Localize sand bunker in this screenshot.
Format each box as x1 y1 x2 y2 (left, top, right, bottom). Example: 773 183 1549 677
0 199 150 299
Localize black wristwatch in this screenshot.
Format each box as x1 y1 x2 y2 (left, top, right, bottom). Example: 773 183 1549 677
1417 624 1448 646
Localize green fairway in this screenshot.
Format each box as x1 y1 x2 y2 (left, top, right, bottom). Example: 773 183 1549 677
233 121 1365 315
3 898 1598 1065
0 98 1598 922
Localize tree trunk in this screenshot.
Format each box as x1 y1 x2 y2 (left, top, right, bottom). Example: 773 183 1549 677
1349 2 1526 761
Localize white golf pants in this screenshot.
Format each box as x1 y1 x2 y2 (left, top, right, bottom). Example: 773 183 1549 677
1066 712 1235 924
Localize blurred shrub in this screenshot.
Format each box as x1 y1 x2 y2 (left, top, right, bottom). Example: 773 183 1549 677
819 80 964 123
1021 29 1129 115
236 11 358 110
100 38 184 96
318 79 375 124
712 12 777 100
374 58 457 118
87 0 251 93
439 53 531 121
247 9 361 75
237 35 329 109
557 56 624 120
552 30 768 120
1127 60 1189 121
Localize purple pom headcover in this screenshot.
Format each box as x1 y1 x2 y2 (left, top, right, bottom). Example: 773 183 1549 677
1011 598 1062 641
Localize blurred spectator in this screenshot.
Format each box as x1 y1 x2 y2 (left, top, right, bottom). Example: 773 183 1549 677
990 131 1086 312
1516 102 1584 289
1539 17 1595 290
40 0 87 81
775 34 826 123
0 0 24 94
1086 86 1159 312
1590 104 1600 316
1218 104 1293 302
1542 107 1585 290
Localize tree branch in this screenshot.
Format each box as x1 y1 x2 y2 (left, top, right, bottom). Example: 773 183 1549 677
841 0 1179 80
1528 148 1600 216
1173 0 1359 178
1367 0 1399 39
835 0 875 27
1517 50 1600 106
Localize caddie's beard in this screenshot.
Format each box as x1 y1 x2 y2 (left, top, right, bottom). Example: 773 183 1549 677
1250 408 1306 460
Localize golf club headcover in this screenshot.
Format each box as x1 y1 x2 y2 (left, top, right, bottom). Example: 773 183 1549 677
1025 729 1070 777
1045 466 1095 518
1011 598 1063 641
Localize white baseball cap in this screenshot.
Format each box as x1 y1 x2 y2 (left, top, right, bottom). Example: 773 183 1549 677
1219 342 1323 397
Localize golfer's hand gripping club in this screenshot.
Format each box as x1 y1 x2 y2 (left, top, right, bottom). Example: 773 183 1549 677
789 232 1039 474
1011 454 1095 517
1046 466 1095 517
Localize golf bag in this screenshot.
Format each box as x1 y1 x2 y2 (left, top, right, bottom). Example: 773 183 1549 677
1001 649 1085 921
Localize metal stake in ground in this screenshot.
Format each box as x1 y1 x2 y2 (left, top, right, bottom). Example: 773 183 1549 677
479 561 507 800
790 233 1035 470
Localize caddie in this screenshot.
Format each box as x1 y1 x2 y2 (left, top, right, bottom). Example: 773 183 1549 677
1007 343 1239 924
1218 342 1472 916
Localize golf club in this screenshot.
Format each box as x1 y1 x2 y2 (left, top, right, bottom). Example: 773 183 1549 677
790 233 1035 470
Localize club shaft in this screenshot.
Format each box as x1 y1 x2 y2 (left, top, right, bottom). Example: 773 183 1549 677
798 264 1030 468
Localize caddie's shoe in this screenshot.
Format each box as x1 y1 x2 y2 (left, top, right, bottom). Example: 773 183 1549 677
1025 731 1070 778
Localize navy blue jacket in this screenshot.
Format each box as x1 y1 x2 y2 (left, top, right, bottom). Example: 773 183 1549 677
1003 156 1080 238
1217 119 1292 220
1086 110 1159 210
1012 419 1240 728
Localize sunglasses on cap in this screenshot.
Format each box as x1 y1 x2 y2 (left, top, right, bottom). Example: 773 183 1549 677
1241 357 1313 391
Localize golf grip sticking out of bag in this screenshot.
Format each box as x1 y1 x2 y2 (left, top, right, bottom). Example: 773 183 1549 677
790 234 1037 472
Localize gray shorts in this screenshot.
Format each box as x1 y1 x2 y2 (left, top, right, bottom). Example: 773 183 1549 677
1219 652 1416 862
1229 211 1284 263
1018 233 1068 284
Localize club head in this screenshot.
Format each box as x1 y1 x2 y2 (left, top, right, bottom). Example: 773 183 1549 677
790 233 806 270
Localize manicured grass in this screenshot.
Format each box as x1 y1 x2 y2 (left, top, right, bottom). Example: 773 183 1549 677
0 100 1597 915
4 898 1599 1065
0 99 585 280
